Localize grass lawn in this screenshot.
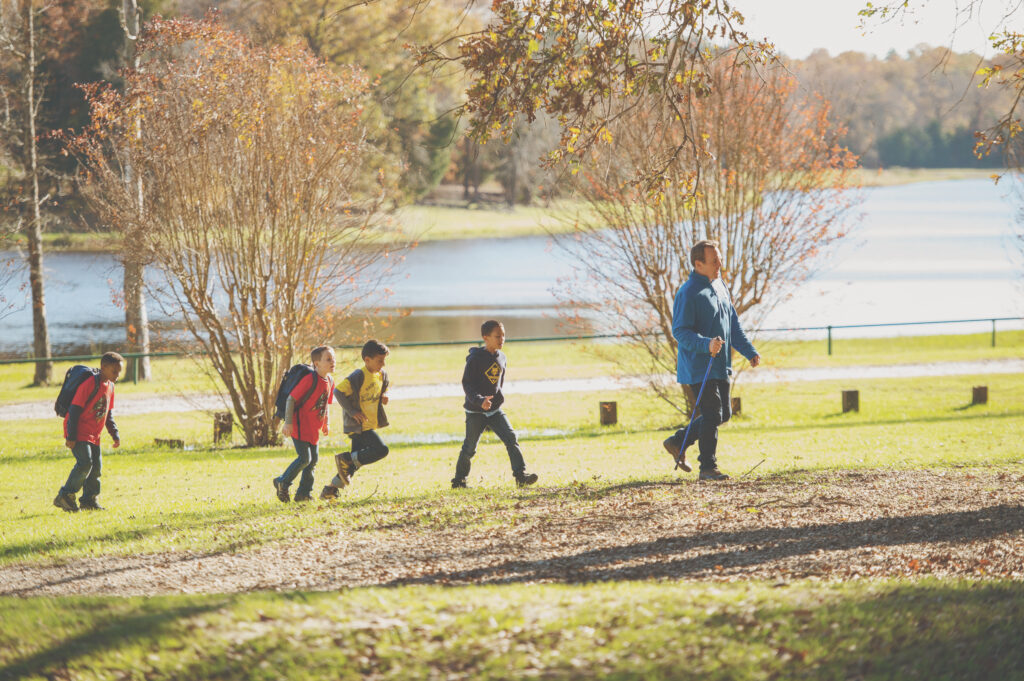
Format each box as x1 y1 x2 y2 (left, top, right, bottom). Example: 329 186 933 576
1 362 1022 679
2 579 1021 680
2 372 1022 566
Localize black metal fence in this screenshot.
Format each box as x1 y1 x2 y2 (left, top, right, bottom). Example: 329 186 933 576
1 316 1022 383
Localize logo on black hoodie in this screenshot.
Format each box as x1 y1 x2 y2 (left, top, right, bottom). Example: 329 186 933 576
484 362 501 385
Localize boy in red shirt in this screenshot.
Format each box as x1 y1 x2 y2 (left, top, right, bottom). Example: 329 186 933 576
53 351 124 512
273 345 336 502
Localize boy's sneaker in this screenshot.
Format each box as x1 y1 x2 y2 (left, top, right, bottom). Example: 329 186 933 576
515 472 539 488
78 497 104 510
334 452 354 487
293 494 313 502
663 437 692 472
451 478 468 489
320 485 339 500
273 478 290 503
53 492 78 513
698 468 730 481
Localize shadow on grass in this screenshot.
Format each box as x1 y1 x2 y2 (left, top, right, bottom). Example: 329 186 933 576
0 597 228 681
0 500 309 568
390 503 1024 586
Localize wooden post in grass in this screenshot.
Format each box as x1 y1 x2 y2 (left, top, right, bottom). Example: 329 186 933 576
599 401 617 425
842 390 859 413
731 396 741 415
972 386 988 405
214 411 234 443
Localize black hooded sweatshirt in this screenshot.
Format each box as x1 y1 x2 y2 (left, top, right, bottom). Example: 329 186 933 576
462 346 507 412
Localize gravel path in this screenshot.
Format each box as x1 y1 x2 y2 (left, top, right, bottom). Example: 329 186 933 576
2 358 1021 421
3 468 1021 597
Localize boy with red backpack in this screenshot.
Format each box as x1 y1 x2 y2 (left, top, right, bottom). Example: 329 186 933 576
53 351 124 512
273 345 336 502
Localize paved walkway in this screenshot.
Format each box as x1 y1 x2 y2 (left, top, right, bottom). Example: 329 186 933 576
1 358 1021 421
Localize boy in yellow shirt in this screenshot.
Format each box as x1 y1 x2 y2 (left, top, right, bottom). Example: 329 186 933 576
320 340 390 499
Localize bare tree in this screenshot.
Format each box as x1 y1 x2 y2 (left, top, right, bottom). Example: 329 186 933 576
0 0 52 384
66 14 394 445
557 60 861 414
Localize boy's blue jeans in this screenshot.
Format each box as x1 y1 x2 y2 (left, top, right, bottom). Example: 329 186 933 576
668 379 731 471
60 442 102 500
277 438 318 498
454 409 526 481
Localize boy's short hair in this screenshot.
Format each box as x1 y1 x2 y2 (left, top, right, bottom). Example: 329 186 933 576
481 320 503 337
310 345 334 363
690 240 719 268
100 351 125 367
361 339 389 359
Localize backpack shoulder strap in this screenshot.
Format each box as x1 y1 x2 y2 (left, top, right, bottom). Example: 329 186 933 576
296 369 319 410
85 373 102 408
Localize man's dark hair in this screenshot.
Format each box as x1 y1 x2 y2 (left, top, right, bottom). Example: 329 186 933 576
310 345 333 363
481 320 503 337
361 339 389 359
690 239 719 268
100 351 125 367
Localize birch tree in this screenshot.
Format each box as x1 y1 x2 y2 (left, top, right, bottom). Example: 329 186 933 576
0 0 52 384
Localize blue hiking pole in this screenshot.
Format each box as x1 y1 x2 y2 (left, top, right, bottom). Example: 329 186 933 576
674 350 716 471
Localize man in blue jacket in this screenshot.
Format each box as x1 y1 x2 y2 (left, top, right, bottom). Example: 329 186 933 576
664 240 761 480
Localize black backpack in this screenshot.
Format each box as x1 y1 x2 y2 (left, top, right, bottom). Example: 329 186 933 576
273 364 318 420
54 365 101 418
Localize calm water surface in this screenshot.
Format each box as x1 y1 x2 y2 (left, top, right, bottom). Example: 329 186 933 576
0 179 1021 356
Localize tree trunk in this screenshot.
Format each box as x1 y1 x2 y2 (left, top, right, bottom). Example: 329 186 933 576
124 259 151 380
121 0 150 380
26 5 51 386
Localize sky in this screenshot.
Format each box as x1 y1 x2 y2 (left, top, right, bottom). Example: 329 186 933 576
738 0 1017 59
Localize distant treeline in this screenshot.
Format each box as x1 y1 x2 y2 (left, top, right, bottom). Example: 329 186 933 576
792 46 1012 169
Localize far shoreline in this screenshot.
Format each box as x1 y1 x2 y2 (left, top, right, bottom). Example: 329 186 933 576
5 168 1008 253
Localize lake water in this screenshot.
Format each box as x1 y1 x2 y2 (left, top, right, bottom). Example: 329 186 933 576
1 179 1021 357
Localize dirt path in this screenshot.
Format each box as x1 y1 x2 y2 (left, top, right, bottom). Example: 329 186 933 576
3 468 1022 597
2 358 1022 421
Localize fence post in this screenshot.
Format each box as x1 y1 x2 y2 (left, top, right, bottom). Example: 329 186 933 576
992 319 996 348
132 357 139 384
827 326 833 356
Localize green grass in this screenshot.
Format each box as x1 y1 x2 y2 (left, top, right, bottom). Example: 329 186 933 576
1 330 1021 405
1 579 1022 680
2 352 1022 677
2 372 1022 567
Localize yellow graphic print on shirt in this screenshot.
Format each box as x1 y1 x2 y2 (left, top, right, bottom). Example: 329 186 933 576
338 368 384 430
484 362 501 386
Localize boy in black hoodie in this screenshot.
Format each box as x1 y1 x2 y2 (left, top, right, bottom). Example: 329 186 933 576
451 320 538 489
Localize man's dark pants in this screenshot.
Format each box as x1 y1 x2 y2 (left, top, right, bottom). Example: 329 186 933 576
454 410 526 481
668 379 731 471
